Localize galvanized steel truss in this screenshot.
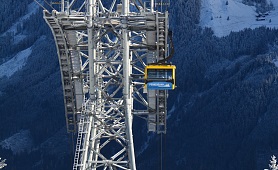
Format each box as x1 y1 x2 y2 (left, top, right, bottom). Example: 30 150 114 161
43 0 170 169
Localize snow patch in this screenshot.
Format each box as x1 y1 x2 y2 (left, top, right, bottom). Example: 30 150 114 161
136 134 154 156
168 104 176 115
0 130 33 154
272 59 278 67
167 92 182 119
200 0 278 37
13 34 27 45
0 47 32 78
167 104 176 120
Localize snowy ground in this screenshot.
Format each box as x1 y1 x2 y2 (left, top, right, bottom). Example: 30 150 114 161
0 47 32 78
0 130 33 155
273 59 278 67
200 0 278 37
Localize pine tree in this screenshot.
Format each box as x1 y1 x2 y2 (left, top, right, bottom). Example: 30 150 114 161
269 155 278 170
0 158 7 169
270 1 274 10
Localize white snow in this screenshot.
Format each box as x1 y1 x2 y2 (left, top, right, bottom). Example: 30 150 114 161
166 92 182 119
136 134 154 156
273 59 278 67
0 158 7 169
13 34 27 44
0 130 33 154
168 104 176 115
200 0 278 37
0 47 32 78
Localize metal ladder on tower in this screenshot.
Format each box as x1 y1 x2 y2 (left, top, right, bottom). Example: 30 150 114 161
73 116 85 170
44 13 77 133
73 102 91 170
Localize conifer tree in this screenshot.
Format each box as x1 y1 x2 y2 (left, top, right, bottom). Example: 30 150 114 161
269 155 278 170
0 158 7 169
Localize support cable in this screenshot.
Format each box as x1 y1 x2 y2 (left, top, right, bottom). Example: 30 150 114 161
164 133 166 170
43 0 56 11
160 133 163 170
160 133 167 170
34 0 49 12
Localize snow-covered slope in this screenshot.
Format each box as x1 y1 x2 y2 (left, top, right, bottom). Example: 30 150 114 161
0 47 32 78
200 0 278 37
0 130 33 155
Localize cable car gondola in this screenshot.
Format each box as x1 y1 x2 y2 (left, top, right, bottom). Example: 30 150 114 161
144 64 176 90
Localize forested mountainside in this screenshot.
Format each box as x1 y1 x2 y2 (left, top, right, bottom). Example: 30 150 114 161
0 0 33 33
138 0 278 169
1 0 278 169
0 1 71 170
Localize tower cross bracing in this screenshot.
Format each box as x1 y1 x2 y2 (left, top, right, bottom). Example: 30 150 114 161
43 0 172 169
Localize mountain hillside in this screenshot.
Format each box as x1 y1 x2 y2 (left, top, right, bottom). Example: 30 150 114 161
0 1 72 169
2 0 278 170
200 0 278 37
138 0 278 169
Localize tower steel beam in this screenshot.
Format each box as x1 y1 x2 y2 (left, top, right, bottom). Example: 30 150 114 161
43 0 172 169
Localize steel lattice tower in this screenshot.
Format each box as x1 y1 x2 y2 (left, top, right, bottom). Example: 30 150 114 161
43 0 172 169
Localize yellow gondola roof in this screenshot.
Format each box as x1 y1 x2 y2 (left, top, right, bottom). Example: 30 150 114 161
145 64 176 69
